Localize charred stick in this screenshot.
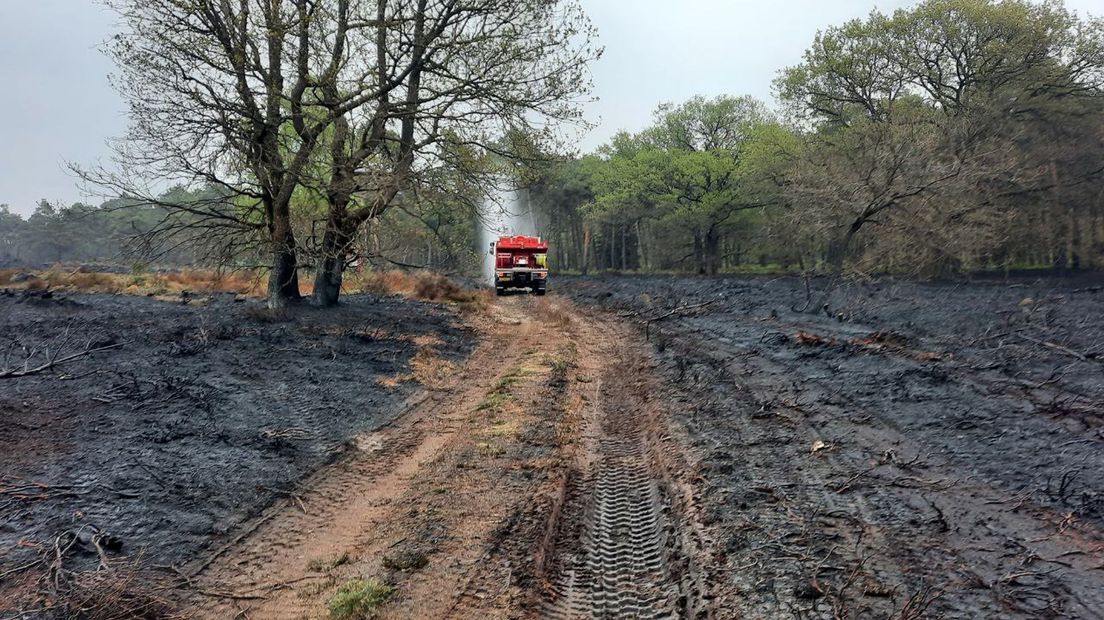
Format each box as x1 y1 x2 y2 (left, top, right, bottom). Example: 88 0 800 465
0 342 126 379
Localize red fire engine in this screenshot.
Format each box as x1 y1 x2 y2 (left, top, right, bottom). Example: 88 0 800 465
490 235 548 296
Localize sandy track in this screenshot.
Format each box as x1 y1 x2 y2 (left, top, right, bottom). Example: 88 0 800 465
188 296 710 619
541 325 711 620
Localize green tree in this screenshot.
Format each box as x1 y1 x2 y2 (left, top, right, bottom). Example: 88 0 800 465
777 0 1104 276
591 96 783 274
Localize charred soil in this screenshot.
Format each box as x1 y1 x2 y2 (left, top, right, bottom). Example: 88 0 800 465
559 273 1104 619
5 273 1103 619
0 290 473 617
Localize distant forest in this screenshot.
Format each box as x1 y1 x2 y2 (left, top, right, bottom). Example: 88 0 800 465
0 190 480 274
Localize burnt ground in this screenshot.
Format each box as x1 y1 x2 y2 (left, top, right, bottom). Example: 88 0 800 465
558 274 1104 619
2 274 1103 620
0 290 473 614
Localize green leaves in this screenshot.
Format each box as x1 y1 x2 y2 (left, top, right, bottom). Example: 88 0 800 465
588 95 787 232
777 0 1104 124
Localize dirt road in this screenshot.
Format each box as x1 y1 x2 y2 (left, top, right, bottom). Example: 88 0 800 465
190 296 711 619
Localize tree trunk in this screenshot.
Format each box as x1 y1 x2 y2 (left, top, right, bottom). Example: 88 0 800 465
608 222 615 270
827 219 864 274
704 227 721 275
581 225 591 275
621 223 628 271
266 193 301 309
267 244 300 309
693 233 705 274
313 217 358 307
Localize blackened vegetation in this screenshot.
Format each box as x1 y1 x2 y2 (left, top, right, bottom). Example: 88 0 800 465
560 274 1104 618
0 292 473 614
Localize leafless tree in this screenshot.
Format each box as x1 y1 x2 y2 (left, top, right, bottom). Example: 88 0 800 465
79 2 387 306
305 0 599 306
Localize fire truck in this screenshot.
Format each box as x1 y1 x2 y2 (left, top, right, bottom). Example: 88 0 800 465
490 235 548 296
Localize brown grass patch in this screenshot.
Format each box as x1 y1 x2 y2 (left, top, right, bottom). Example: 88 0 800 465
0 267 264 298
532 297 574 328
408 345 456 389
351 270 486 307
379 339 455 390
0 268 26 286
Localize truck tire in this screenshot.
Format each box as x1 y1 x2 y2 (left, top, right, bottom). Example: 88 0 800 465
495 287 505 296
534 288 547 296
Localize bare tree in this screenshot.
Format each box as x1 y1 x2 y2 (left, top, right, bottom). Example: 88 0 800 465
306 0 599 306
89 1 387 307
86 0 596 308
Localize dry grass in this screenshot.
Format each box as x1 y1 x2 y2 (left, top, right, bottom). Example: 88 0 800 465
353 270 487 307
307 552 351 574
0 266 264 298
60 568 172 620
377 335 456 390
2 267 488 312
532 297 574 328
22 557 175 620
354 270 420 297
403 346 457 389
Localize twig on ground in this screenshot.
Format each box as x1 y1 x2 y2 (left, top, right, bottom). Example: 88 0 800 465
0 340 126 379
1014 332 1099 365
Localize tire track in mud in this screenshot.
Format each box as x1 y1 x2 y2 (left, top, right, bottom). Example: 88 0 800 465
545 436 679 619
189 308 540 619
542 322 708 620
189 298 713 619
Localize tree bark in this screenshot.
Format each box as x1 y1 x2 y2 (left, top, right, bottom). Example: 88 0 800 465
581 225 591 275
267 222 301 310
313 216 359 307
704 226 722 275
827 218 864 274
621 222 628 270
693 233 705 274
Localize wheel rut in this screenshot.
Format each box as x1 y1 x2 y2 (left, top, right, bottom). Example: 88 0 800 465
546 435 679 619
542 323 703 620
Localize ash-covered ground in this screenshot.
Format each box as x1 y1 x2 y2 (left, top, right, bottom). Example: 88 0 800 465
559 274 1104 619
0 291 473 603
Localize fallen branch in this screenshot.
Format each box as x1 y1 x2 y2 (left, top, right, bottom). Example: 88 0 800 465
627 300 719 340
834 464 882 494
641 300 719 324
0 558 43 581
1014 333 1099 366
0 342 126 379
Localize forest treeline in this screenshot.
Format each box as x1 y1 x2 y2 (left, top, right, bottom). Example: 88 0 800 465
3 0 1103 296
529 0 1104 276
0 191 479 275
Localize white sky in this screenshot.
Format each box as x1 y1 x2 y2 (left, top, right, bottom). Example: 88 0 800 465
0 0 1099 215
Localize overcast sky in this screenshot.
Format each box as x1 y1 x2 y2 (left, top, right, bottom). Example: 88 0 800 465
0 0 1098 215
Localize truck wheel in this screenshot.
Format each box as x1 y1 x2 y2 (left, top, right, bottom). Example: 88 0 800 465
534 288 547 296
495 287 505 296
